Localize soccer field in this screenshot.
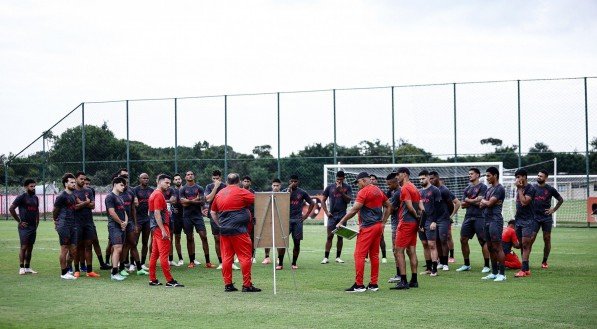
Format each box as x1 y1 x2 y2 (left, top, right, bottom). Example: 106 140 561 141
0 220 596 329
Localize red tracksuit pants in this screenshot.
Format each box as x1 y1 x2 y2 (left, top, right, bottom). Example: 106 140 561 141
504 252 522 269
149 226 173 282
220 233 253 287
354 222 383 286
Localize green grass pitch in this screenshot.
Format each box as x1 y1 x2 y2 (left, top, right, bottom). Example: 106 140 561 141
0 220 596 328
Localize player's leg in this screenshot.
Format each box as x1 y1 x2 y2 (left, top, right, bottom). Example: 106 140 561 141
419 230 431 274
379 233 387 263
198 229 213 267
156 227 173 283
140 222 150 266
482 223 497 280
541 219 553 267
291 222 303 268
459 217 473 269
447 226 455 263
209 219 222 265
183 217 196 266
322 226 334 264
406 244 419 286
353 225 370 287
520 221 536 275
367 223 383 286
234 234 254 289
220 235 234 286
437 223 450 269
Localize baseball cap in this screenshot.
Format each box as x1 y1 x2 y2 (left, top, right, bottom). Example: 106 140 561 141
352 172 369 184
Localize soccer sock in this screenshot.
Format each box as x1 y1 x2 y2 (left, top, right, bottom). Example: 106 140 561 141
522 260 529 271
178 253 183 260
410 273 418 283
381 249 387 259
218 256 222 264
169 255 173 261
105 252 111 264
325 251 330 259
400 274 407 283
111 268 118 275
97 254 105 266
464 258 470 266
119 262 125 271
20 263 25 268
87 265 93 273
205 254 211 264
425 259 432 271
491 259 498 275
542 257 548 264
141 255 146 265
136 261 142 271
278 256 284 266
190 253 195 263
432 261 438 273
396 267 400 276
61 268 68 275
441 256 449 265
449 249 454 258
336 250 341 258
74 263 80 272
484 258 490 268
292 255 298 266
498 263 505 275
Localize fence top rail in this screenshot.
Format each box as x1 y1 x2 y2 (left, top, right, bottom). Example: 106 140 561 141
82 76 597 105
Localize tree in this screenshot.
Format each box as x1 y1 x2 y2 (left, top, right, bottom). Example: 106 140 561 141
480 137 503 147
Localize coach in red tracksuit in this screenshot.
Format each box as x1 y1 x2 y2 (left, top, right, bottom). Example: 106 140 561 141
211 173 261 293
336 172 392 293
148 174 184 287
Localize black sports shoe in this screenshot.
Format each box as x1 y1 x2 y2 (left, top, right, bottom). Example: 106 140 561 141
366 284 379 291
390 281 410 290
225 284 238 292
409 281 419 288
166 280 184 287
242 285 262 292
149 280 162 286
100 264 112 270
345 283 366 293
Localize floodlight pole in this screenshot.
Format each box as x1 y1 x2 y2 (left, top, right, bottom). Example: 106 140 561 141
126 100 130 175
584 77 590 228
453 83 458 163
277 93 281 179
333 89 337 164
517 80 522 168
174 98 178 174
4 160 7 220
224 95 228 177
81 103 86 172
391 86 396 164
42 133 47 220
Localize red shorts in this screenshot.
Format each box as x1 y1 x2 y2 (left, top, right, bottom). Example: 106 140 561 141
395 221 418 248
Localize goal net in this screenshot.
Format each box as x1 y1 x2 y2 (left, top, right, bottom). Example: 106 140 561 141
323 162 503 226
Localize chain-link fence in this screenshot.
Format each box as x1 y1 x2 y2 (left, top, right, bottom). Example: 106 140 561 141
2 77 596 225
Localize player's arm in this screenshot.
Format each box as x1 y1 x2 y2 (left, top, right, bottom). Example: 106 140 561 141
381 199 392 225
340 186 351 203
190 194 205 206
403 200 418 219
210 210 219 226
107 207 124 225
517 186 532 206
547 190 564 215
9 202 20 223
336 201 363 228
87 192 95 209
302 195 315 222
450 197 461 219
320 195 331 217
74 197 90 210
205 184 219 203
153 208 169 240
480 196 500 208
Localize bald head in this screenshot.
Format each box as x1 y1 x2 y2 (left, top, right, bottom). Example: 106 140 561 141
227 173 240 185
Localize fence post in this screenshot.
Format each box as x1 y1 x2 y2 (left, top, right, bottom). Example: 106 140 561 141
517 80 522 168
4 161 8 220
126 100 130 174
453 83 458 162
277 92 281 179
224 95 228 177
42 132 47 220
584 77 590 227
174 98 178 174
81 102 86 172
391 86 396 164
333 89 337 164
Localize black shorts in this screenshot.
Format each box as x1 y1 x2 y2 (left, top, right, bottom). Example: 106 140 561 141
18 225 37 245
484 220 503 243
516 220 537 239
57 220 78 246
171 214 183 235
290 221 303 241
137 218 150 232
209 218 220 236
77 219 98 242
435 221 450 242
183 216 206 234
109 223 126 245
418 221 436 241
326 213 346 229
534 217 553 233
460 216 485 241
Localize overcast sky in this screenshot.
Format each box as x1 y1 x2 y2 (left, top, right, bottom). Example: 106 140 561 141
1 0 596 159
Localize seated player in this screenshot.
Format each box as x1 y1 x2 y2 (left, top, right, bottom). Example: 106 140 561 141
503 220 521 269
